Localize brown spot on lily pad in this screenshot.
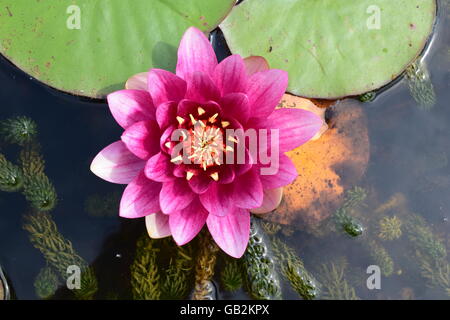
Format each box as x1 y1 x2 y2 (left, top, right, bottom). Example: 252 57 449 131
263 99 370 229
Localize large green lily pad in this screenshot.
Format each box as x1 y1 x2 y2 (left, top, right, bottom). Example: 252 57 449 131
221 0 436 99
0 0 235 98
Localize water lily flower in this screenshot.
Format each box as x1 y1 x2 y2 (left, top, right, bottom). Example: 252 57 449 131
91 27 322 258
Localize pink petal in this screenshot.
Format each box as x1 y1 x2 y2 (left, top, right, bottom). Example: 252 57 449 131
121 120 161 160
258 154 297 189
169 198 208 245
206 207 250 258
148 69 187 107
262 108 323 152
159 179 196 214
90 141 145 184
185 72 220 103
156 101 177 130
213 54 247 95
146 212 171 239
200 183 234 217
119 171 162 218
176 27 218 80
188 174 212 194
144 152 175 182
243 56 270 76
246 70 288 118
250 187 283 214
125 72 148 91
219 93 250 125
107 90 155 129
233 168 263 209
218 165 235 184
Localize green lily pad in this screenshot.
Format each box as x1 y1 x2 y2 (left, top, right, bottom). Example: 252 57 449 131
221 0 436 99
0 0 235 98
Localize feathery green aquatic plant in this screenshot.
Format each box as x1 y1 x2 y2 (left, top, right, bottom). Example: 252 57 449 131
343 186 367 209
358 92 377 103
243 219 282 300
367 240 394 277
192 232 219 300
271 237 319 300
317 258 359 300
22 173 57 212
261 221 282 236
0 116 37 146
405 214 446 262
334 207 365 237
130 234 161 300
417 252 450 297
0 153 24 192
84 191 121 217
34 266 60 300
405 60 436 110
161 242 194 300
374 193 407 215
19 145 45 178
23 212 98 300
378 216 402 241
220 258 243 292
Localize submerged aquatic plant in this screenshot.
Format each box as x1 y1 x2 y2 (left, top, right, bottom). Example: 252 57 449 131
271 237 319 300
334 207 364 237
243 219 281 300
19 145 45 178
358 91 377 103
130 234 161 300
378 216 402 241
317 258 359 300
34 266 60 300
0 116 37 146
22 173 57 212
84 191 121 217
220 258 243 292
192 232 219 300
367 240 394 277
0 153 24 192
90 27 322 258
405 60 436 110
23 212 98 300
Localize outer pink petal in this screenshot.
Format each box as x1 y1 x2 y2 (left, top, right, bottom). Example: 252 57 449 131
206 207 250 258
219 93 250 125
250 187 283 214
233 168 263 209
258 154 297 189
243 56 270 76
246 70 288 118
159 179 196 214
146 212 171 239
121 120 161 160
176 27 218 79
125 72 148 91
263 108 322 152
144 152 175 182
107 90 155 129
169 198 208 245
155 101 177 130
119 171 162 218
148 69 187 107
213 54 247 95
185 72 220 103
90 141 145 184
200 183 234 217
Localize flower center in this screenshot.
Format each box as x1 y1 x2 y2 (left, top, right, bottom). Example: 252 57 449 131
170 106 236 182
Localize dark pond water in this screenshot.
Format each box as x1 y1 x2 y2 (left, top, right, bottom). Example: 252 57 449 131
0 2 449 300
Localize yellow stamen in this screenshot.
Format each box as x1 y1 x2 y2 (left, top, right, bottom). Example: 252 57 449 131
198 107 206 115
164 142 171 149
210 172 219 181
209 113 218 123
189 114 197 124
186 171 194 181
176 116 185 125
199 120 206 128
225 145 234 152
228 136 239 143
221 121 230 128
170 155 183 163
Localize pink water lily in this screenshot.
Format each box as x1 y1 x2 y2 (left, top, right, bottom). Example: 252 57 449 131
90 27 322 258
